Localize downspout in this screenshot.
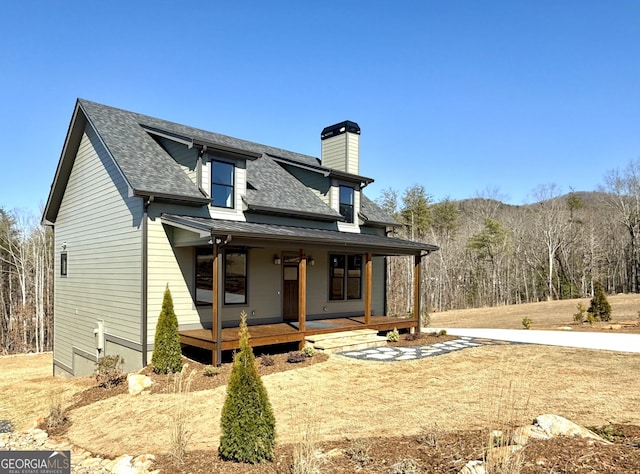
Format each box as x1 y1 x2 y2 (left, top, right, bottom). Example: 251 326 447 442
141 196 154 366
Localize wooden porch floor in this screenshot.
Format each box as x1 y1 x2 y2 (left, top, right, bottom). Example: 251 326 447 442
179 315 417 354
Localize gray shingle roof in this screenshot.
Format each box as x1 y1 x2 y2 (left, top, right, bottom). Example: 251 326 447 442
45 99 399 228
360 194 400 226
245 156 341 219
161 214 438 255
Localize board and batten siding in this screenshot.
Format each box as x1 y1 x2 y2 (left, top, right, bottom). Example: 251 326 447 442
54 124 143 376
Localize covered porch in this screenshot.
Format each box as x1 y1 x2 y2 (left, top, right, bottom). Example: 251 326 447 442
161 214 437 365
179 314 418 355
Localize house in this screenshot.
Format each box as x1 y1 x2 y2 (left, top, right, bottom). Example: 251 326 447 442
42 99 438 376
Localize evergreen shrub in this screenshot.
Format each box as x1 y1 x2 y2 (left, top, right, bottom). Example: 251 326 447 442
587 282 612 322
219 311 275 463
151 285 183 374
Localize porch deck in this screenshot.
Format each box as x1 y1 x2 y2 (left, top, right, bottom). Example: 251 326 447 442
179 315 417 357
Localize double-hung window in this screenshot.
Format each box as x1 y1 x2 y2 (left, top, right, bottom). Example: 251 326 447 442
195 248 248 305
339 185 355 223
329 254 362 300
211 160 234 208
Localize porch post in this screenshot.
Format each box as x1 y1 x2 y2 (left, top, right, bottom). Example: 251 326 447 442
413 254 421 334
364 253 372 325
298 250 307 347
211 241 220 366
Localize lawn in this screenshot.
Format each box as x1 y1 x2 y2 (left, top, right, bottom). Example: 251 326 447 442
1 295 639 472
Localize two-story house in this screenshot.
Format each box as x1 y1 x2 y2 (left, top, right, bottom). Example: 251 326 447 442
43 99 437 376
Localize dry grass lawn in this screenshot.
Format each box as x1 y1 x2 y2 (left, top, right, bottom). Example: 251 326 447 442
430 294 640 330
0 296 638 460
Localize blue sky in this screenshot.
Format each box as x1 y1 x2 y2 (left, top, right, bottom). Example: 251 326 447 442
1 1 639 215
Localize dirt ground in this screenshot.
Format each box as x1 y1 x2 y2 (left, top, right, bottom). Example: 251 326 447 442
430 294 640 333
1 297 639 472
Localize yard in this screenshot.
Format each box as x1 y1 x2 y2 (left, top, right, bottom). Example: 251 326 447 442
1 295 640 472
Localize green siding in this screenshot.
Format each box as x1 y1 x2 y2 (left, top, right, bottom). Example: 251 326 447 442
54 124 143 375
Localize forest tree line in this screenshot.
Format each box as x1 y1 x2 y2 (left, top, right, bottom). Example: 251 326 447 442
2 159 640 353
0 208 53 354
381 159 640 317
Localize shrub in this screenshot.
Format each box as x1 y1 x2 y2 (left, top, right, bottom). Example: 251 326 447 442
389 457 419 474
94 354 125 388
219 311 275 463
260 354 275 367
301 345 315 358
521 316 533 330
203 365 219 377
386 328 400 342
587 282 612 322
46 391 68 431
574 302 587 324
346 438 372 467
152 285 183 374
405 332 420 342
287 351 307 363
438 329 447 337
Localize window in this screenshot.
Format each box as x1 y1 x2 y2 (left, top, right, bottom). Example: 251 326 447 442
195 248 213 304
339 185 354 223
60 252 68 277
211 160 234 208
224 250 247 304
195 247 248 305
329 254 362 300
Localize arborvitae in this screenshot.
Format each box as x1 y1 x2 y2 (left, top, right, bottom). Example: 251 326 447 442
151 285 183 374
219 311 275 463
587 281 612 322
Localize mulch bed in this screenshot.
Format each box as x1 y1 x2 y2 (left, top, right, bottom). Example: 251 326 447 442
153 425 640 473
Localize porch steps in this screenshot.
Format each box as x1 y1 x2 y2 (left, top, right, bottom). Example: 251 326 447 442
305 329 388 353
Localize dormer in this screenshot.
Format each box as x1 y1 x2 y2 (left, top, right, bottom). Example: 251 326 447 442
200 143 260 221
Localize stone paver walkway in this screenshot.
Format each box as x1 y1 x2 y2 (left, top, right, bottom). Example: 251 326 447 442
338 336 517 361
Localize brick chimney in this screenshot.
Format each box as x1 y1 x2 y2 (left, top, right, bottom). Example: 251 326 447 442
321 121 360 174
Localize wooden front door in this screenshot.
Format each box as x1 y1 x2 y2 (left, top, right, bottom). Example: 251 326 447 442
283 264 298 322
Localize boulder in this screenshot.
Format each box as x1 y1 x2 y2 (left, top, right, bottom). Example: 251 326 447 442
511 414 611 446
127 373 153 396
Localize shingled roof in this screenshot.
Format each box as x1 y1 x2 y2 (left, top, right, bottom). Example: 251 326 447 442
43 99 398 228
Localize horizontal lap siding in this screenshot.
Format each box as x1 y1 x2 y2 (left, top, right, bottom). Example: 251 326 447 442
54 125 143 372
146 216 200 342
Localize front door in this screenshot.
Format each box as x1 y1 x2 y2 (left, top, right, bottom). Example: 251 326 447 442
283 264 298 322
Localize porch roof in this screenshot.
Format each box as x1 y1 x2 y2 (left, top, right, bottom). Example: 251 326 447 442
161 214 438 256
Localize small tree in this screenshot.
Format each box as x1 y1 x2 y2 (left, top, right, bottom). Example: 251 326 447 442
151 285 183 374
219 311 275 463
587 282 612 322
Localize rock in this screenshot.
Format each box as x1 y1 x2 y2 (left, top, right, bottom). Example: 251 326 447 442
111 455 137 474
557 326 572 330
127 373 153 396
535 414 611 444
510 424 551 445
459 460 485 474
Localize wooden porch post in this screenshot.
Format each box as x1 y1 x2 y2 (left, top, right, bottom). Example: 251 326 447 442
413 254 421 334
211 242 220 366
364 253 372 325
298 250 307 348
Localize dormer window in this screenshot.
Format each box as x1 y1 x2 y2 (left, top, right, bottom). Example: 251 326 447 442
339 185 354 223
211 159 234 208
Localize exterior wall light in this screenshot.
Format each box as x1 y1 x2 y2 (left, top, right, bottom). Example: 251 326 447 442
273 255 281 265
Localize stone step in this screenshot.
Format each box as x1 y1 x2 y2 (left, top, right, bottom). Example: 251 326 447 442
306 331 388 353
305 328 379 343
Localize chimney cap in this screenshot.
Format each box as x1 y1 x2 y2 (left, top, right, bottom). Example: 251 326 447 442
321 121 360 140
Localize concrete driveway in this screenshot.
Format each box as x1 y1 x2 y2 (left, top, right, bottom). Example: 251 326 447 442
431 328 640 353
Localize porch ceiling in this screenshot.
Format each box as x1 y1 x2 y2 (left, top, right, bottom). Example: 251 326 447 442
161 214 438 256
